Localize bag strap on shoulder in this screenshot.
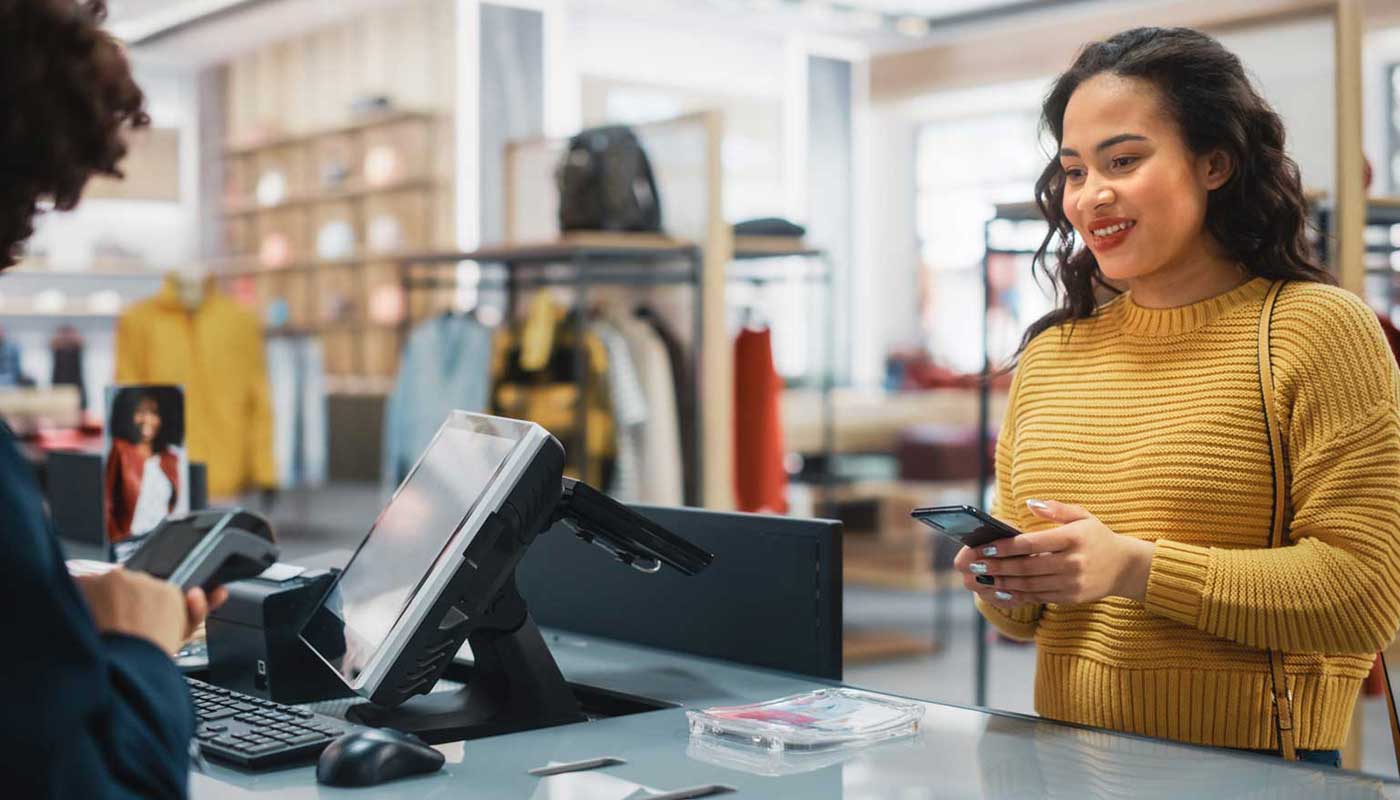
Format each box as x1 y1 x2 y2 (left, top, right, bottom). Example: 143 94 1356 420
1257 280 1297 761
1258 279 1400 769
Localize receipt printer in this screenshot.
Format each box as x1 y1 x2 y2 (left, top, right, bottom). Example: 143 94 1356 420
206 566 354 705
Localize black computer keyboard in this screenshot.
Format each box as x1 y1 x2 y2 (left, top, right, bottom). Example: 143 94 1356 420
187 677 356 770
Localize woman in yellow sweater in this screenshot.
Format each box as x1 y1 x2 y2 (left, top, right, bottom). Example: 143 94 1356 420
953 27 1400 768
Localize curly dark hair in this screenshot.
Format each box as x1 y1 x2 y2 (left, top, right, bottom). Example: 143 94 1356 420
0 0 149 269
109 387 184 452
1015 27 1333 360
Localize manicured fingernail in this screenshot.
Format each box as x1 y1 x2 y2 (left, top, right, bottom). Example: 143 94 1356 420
1027 499 1050 511
995 591 1014 601
981 546 999 557
976 575 994 586
969 561 988 575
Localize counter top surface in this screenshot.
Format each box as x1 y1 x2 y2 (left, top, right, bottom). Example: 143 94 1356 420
192 631 1400 799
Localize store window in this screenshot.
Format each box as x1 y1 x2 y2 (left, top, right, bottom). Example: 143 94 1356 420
915 110 1054 372
1390 63 1400 194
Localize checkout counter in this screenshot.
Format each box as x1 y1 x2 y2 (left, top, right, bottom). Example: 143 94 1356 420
192 631 1400 799
174 414 1400 798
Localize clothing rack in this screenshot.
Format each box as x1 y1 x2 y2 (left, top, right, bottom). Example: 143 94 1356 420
728 236 838 488
975 201 1047 707
1313 197 1400 318
395 236 704 505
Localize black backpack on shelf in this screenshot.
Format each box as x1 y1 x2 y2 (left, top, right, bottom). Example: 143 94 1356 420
555 125 662 233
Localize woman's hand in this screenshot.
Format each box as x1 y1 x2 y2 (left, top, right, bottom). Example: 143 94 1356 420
954 499 1155 608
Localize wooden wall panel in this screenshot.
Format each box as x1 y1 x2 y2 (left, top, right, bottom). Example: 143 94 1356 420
87 128 181 201
224 0 456 145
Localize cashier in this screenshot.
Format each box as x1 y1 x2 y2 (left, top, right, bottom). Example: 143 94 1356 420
0 2 223 797
954 27 1400 768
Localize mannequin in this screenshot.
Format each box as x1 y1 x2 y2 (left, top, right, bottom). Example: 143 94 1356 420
115 263 275 499
171 269 206 312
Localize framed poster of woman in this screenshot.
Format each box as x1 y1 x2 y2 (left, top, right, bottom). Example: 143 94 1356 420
104 385 189 545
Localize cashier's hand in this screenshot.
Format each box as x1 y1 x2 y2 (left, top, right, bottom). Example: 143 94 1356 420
75 568 229 655
953 499 1154 608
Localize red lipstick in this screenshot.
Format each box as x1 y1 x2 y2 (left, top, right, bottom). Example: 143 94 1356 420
1086 216 1136 252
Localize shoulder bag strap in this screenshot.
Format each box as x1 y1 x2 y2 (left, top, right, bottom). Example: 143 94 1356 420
1258 280 1400 768
1257 280 1297 761
1383 653 1400 774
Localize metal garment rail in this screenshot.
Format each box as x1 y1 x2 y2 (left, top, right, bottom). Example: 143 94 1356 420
978 208 1044 708
395 245 704 505
727 247 837 488
1313 200 1400 318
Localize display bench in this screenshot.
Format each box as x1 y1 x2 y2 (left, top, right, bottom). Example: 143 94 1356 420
191 631 1400 799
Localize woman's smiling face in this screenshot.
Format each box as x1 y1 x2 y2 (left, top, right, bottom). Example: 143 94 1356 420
1058 73 1231 284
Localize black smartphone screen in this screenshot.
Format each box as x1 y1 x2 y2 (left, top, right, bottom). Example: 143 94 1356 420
911 506 1020 548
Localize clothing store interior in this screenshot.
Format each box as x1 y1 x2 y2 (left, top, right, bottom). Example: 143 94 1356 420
15 0 1400 795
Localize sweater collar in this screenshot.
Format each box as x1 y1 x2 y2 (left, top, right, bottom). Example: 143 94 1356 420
1114 276 1272 337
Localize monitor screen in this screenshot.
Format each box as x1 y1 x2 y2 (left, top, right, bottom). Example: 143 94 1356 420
302 413 538 689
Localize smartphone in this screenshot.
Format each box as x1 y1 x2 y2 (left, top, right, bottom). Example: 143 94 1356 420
910 505 1021 549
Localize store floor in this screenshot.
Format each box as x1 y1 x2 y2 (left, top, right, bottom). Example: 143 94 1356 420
255 483 1400 780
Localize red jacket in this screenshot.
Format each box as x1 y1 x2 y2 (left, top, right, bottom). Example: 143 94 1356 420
104 439 179 543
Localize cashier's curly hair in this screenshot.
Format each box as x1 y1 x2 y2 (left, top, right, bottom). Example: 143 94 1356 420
0 0 149 269
1014 27 1333 361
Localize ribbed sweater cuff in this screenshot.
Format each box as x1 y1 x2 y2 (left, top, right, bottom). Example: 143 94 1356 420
1144 539 1212 628
974 595 1039 641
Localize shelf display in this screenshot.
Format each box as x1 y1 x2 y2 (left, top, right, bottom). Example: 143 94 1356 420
312 134 357 192
311 201 359 261
214 112 444 378
362 117 432 186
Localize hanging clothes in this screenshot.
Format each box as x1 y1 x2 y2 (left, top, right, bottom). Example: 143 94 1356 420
381 313 495 490
50 326 86 410
115 275 275 498
266 336 328 490
635 306 694 504
492 292 616 488
0 328 29 387
733 326 788 514
590 317 648 502
610 311 683 506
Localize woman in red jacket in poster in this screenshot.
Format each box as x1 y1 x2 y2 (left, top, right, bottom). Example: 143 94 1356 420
105 388 182 542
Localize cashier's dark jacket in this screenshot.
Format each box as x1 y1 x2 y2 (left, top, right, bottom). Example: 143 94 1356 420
0 422 193 798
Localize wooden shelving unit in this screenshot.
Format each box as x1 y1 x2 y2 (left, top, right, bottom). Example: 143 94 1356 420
222 111 438 157
213 110 450 379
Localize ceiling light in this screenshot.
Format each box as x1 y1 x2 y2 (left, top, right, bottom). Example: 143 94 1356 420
895 15 931 37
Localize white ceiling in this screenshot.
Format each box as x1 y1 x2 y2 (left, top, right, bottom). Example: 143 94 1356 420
115 0 1108 65
837 0 1038 17
106 0 174 21
106 0 197 27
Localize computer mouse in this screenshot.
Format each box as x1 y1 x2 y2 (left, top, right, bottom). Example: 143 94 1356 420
315 727 445 787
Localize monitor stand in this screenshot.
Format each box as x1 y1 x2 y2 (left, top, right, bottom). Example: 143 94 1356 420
345 573 587 745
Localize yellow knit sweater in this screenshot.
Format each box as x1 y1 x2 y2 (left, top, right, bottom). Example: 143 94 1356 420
977 277 1400 750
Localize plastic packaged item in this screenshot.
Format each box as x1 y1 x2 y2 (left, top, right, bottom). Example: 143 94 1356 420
687 728 923 777
686 688 924 753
